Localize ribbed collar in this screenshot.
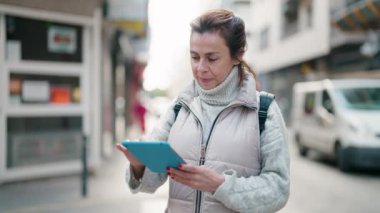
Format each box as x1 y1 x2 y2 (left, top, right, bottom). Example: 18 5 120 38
195 66 239 106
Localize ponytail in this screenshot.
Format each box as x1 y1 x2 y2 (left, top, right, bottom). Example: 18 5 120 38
237 60 256 84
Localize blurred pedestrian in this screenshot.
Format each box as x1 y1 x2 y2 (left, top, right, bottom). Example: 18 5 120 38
117 8 289 213
133 100 147 133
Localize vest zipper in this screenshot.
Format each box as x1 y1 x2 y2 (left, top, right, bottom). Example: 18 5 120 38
180 101 256 213
178 101 204 213
195 104 254 213
194 143 206 213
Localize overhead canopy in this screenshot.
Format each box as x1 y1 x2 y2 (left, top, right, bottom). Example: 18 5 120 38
333 0 380 31
0 0 101 17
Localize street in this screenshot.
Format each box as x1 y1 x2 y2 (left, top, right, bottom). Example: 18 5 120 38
281 131 380 213
1 128 380 213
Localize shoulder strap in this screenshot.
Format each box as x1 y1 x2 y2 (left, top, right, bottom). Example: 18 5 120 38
258 91 275 134
173 92 274 135
173 103 182 120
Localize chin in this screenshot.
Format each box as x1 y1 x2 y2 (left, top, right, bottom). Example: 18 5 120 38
201 84 215 90
197 79 216 90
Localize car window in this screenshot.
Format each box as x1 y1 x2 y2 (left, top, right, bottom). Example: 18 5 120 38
338 87 380 110
322 90 334 114
304 92 315 114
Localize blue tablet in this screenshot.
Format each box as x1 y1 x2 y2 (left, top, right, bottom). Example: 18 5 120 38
121 141 186 173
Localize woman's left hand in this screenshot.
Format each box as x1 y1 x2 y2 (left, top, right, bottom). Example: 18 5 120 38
168 164 225 193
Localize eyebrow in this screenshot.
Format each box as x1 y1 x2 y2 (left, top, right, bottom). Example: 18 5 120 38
190 50 220 56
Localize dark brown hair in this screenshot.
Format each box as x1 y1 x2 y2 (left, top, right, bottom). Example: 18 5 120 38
190 8 256 82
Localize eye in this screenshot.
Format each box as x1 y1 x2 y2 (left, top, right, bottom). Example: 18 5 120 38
208 57 218 62
191 55 199 61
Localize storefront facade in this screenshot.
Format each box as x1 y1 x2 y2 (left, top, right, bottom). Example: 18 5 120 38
0 1 102 183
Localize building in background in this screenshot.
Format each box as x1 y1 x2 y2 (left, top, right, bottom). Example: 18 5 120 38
0 0 103 183
332 0 380 70
101 0 149 149
0 0 150 184
249 0 380 124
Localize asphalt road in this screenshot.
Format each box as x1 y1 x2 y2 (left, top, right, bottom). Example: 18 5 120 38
281 133 380 213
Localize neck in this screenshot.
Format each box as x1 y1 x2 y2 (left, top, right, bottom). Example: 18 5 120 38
195 66 239 106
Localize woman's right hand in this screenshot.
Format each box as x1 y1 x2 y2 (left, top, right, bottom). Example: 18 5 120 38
116 143 145 179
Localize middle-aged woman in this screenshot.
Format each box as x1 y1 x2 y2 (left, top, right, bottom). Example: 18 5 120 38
117 8 290 213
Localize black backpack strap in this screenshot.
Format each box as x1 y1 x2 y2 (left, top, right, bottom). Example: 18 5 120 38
173 103 182 120
173 93 274 134
259 91 275 134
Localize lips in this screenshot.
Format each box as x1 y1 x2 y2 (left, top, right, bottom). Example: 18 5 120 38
199 78 212 84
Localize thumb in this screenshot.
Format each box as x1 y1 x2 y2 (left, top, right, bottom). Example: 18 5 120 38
116 143 128 153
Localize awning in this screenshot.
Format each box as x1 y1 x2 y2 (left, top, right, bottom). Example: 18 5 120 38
333 0 380 31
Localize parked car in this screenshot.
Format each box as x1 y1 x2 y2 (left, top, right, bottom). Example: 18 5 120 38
292 79 380 171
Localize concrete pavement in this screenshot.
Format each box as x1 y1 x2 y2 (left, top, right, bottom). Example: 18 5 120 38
0 111 167 213
0 147 169 213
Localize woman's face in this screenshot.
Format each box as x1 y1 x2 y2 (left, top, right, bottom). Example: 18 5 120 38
190 31 239 90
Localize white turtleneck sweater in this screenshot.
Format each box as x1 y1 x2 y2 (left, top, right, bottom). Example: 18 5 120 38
195 66 239 144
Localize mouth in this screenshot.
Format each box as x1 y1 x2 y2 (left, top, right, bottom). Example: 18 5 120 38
199 78 212 84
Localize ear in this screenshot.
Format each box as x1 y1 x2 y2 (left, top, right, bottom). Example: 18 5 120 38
234 49 245 65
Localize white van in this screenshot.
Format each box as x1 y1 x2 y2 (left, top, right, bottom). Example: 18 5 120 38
292 79 380 171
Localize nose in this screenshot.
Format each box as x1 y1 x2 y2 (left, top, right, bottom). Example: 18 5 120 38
197 59 208 73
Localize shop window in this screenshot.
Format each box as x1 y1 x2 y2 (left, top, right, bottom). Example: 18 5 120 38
282 0 299 38
6 16 82 63
9 74 80 105
305 0 313 28
7 116 82 168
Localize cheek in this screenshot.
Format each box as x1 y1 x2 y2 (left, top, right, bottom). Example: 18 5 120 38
214 66 231 82
191 64 197 77
191 60 199 71
192 70 197 79
192 70 201 82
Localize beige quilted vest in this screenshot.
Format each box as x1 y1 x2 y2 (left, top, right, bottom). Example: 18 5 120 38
166 74 261 213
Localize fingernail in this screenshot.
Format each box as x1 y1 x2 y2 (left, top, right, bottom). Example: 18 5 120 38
166 166 170 171
178 164 182 169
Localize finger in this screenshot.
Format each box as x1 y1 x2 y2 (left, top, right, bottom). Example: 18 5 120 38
170 167 192 180
116 144 132 157
116 144 142 164
170 168 203 189
178 164 201 173
116 143 127 152
170 172 194 186
170 174 201 190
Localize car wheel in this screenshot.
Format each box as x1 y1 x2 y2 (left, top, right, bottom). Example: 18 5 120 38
299 146 308 157
295 133 308 157
335 144 350 172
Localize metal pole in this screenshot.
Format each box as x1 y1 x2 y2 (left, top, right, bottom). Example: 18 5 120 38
81 134 88 197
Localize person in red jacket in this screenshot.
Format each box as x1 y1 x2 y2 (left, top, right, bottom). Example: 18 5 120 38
133 100 147 133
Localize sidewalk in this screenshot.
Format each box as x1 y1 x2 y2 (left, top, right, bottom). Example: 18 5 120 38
0 110 167 213
0 149 169 213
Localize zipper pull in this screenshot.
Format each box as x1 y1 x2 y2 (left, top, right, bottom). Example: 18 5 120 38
200 144 206 165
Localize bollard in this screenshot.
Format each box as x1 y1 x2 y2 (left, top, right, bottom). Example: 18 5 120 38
81 134 88 198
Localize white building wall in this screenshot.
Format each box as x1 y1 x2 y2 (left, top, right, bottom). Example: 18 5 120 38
249 0 330 73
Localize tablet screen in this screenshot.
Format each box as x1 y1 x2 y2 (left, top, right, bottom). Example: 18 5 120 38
121 141 185 173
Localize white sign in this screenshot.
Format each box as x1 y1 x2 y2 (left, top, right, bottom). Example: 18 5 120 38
22 80 50 102
6 41 21 62
108 0 147 20
48 26 77 54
